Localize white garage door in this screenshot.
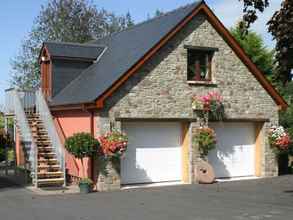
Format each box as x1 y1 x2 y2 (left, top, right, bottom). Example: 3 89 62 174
208 123 255 178
121 122 182 184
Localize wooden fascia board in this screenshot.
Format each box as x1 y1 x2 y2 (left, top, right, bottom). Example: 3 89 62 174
49 102 97 112
39 45 51 64
91 2 286 110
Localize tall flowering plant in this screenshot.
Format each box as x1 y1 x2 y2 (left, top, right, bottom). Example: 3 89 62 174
192 92 225 121
268 126 292 155
99 130 128 159
193 127 217 158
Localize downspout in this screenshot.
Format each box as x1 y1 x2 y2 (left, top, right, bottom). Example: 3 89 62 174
90 110 95 181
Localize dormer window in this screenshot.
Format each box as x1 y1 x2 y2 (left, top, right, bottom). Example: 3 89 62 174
185 46 218 82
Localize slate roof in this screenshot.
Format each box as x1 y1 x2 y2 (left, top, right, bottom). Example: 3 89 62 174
43 42 105 61
50 1 202 106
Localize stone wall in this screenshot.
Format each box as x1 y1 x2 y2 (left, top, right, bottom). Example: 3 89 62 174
96 13 280 190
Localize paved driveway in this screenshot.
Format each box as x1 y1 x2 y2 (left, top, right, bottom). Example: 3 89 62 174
1 176 293 220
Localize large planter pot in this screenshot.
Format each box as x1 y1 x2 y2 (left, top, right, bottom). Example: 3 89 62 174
79 183 92 194
97 157 121 192
278 154 289 175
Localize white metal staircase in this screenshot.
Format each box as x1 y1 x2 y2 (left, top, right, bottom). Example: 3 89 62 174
5 88 65 187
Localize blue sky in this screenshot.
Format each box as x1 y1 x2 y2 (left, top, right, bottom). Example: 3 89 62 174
0 0 281 106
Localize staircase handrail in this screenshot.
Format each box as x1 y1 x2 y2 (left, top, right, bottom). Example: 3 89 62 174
13 89 38 185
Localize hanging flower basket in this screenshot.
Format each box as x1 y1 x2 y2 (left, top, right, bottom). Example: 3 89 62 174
268 126 292 156
192 92 225 121
99 130 128 159
193 127 217 159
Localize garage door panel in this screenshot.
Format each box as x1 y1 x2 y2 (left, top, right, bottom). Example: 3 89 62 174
124 122 181 146
208 123 255 178
121 122 182 184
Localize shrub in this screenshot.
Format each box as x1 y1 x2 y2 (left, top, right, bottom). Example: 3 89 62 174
65 132 99 159
0 130 14 162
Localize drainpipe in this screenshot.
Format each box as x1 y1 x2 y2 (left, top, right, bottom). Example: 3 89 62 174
90 110 95 181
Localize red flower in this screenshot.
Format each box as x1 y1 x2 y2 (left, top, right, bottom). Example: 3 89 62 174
99 131 128 158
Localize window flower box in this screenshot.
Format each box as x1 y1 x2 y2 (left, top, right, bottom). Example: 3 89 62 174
192 92 225 121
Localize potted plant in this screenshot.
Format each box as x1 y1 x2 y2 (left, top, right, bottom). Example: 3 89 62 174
99 130 128 159
65 132 100 193
268 126 292 174
78 178 94 194
268 126 292 155
193 127 217 159
192 92 225 121
98 130 128 174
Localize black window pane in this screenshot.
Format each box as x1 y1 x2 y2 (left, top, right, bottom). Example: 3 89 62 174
187 50 211 81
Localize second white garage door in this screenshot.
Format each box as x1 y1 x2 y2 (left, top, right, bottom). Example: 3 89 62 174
121 122 182 184
208 122 256 178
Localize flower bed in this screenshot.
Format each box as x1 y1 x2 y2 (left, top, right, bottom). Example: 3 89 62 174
269 126 292 155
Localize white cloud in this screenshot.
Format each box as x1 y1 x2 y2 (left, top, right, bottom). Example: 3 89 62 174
206 0 282 48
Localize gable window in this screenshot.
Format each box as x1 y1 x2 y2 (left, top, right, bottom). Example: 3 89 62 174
185 46 218 82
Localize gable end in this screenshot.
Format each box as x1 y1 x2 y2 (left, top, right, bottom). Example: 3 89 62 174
95 2 287 110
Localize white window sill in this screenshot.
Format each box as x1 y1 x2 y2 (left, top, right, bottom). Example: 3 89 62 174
187 80 217 86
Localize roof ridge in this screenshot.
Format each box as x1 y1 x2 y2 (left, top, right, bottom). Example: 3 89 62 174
44 41 104 48
94 1 201 43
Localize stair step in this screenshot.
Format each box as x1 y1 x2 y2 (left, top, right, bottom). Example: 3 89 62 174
36 142 51 146
38 147 54 151
38 171 63 177
32 131 49 138
38 164 60 168
38 158 58 164
36 130 47 134
26 114 39 117
36 140 51 144
35 138 50 142
37 178 65 186
39 152 56 155
38 154 56 158
28 120 42 123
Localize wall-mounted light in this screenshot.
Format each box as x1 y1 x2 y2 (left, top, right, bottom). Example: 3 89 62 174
41 56 46 62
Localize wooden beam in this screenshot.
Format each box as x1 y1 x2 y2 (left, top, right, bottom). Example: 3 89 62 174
181 123 190 183
255 123 263 177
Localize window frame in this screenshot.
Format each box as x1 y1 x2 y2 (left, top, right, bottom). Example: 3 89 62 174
185 45 218 83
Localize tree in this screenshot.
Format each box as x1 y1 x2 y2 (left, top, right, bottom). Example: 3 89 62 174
65 132 99 178
268 0 293 85
240 0 269 32
10 0 134 89
230 23 275 77
154 9 164 17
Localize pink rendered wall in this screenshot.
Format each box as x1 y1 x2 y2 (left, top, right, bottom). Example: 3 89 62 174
53 110 98 180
